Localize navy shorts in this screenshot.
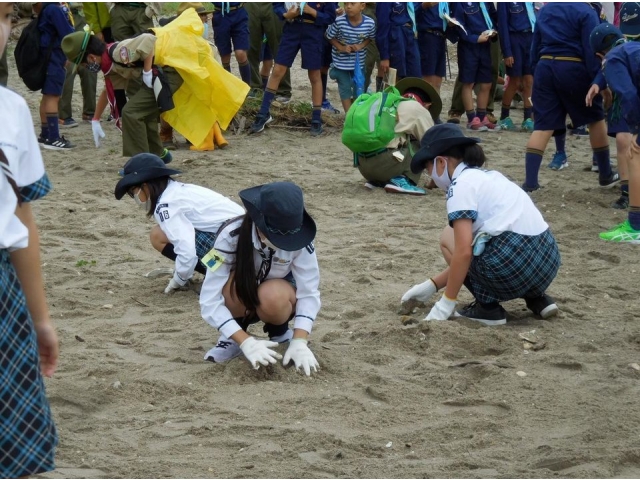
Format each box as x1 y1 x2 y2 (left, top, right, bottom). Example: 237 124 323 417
261 42 272 62
276 22 324 70
212 7 249 56
532 59 605 131
457 41 492 84
42 50 66 96
389 25 421 78
607 94 630 137
418 29 446 77
322 38 332 69
468 229 560 304
505 31 533 77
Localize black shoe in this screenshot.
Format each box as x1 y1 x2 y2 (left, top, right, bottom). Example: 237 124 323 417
611 194 629 210
43 136 75 150
310 121 323 136
524 294 558 319
37 135 45 144
599 171 620 188
249 114 273 134
455 301 507 326
522 182 541 193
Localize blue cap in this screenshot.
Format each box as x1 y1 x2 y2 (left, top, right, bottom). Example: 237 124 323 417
589 22 624 54
620 2 640 38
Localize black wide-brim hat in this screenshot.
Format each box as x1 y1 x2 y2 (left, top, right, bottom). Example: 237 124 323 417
239 182 316 252
114 153 181 200
395 77 443 120
410 124 481 174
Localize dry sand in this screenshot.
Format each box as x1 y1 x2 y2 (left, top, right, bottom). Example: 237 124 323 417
4 39 640 478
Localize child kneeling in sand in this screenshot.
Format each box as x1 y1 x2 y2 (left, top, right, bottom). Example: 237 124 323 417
200 182 321 376
114 153 245 294
401 124 561 325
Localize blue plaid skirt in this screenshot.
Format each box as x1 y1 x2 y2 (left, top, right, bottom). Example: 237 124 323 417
195 230 218 261
468 229 561 304
0 249 58 478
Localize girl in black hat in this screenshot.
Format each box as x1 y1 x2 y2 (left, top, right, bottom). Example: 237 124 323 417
199 182 321 376
114 153 245 294
401 124 561 325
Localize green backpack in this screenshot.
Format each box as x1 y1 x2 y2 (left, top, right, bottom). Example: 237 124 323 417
342 86 409 154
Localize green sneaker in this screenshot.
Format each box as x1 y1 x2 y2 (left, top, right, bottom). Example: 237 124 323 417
599 220 640 244
497 117 517 131
521 118 534 132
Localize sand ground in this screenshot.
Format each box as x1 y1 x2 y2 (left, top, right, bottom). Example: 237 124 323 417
4 36 640 479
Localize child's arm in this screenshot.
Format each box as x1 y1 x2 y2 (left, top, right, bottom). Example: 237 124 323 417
496 4 513 65
50 5 75 39
327 36 350 53
303 2 337 26
375 3 392 73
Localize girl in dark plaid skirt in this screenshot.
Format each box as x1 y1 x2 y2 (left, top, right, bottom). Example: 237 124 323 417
401 124 561 326
114 153 245 294
1 3 59 471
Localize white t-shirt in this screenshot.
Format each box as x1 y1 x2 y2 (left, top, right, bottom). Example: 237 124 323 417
153 180 245 284
445 163 549 236
0 87 49 250
199 218 321 339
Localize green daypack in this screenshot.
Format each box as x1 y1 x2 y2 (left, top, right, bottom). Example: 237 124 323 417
341 86 409 154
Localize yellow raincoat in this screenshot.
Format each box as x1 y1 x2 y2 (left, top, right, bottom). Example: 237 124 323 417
152 9 249 146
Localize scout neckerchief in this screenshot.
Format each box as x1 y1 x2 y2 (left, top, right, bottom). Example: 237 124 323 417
256 246 275 284
0 149 21 206
438 2 449 30
406 2 417 37
479 2 493 30
525 2 536 31
220 2 230 16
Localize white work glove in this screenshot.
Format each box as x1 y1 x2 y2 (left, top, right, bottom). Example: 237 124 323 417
239 337 282 369
164 277 184 294
142 69 153 88
401 278 438 304
282 338 319 376
91 120 106 147
425 294 457 321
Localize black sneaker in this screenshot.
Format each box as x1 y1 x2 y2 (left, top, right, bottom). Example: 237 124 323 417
37 135 45 144
524 294 558 319
310 121 323 136
249 114 273 134
599 171 620 188
455 301 507 326
522 182 541 193
611 194 629 210
43 136 75 150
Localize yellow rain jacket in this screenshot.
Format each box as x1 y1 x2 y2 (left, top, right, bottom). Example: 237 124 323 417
153 9 249 145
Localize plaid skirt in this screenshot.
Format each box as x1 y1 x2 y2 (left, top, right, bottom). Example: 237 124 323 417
0 249 57 478
468 229 561 304
195 230 218 260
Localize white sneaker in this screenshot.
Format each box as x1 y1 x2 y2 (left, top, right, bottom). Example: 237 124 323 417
204 336 242 363
270 329 293 344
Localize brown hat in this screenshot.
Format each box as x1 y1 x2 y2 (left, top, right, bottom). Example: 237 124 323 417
177 2 213 15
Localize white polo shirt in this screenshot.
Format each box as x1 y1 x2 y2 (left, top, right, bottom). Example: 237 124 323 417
0 87 48 250
445 163 549 236
199 218 321 339
153 180 245 285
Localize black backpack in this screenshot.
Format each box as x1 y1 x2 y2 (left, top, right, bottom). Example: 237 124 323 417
14 3 55 91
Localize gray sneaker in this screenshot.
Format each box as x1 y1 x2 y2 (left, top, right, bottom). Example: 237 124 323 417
204 336 242 363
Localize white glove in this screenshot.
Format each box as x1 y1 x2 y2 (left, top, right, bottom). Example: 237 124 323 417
91 120 105 148
425 294 457 321
239 337 282 369
282 338 319 376
163 277 183 294
142 69 153 88
401 278 438 304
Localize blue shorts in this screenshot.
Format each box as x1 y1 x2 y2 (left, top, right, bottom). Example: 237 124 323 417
505 31 533 77
212 7 249 56
457 41 492 84
276 22 324 71
260 42 272 62
322 38 332 69
607 94 630 137
329 66 360 100
532 59 605 131
42 50 66 96
389 24 421 78
418 29 446 77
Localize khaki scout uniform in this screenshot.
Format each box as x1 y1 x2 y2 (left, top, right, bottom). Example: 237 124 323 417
110 2 156 41
108 34 183 157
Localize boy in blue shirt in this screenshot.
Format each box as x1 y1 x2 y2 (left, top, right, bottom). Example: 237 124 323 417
496 2 536 132
416 2 447 94
211 2 251 86
375 2 420 81
326 2 376 112
522 2 618 192
35 2 75 150
250 2 336 137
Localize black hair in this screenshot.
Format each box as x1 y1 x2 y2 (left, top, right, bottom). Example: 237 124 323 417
137 176 170 217
437 144 487 168
82 35 106 63
232 215 260 316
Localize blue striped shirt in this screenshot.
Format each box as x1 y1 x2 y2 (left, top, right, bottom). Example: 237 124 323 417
325 14 376 70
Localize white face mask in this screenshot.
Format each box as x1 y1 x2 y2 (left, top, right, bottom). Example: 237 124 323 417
133 190 150 210
431 157 452 191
